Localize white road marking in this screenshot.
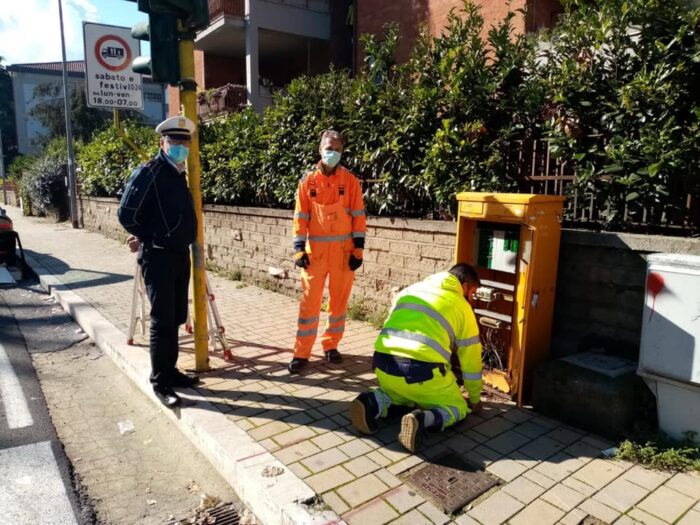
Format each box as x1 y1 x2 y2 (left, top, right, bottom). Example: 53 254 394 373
0 341 34 429
0 441 78 524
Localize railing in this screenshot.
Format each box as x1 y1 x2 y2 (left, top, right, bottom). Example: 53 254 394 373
260 0 329 13
513 139 698 234
208 0 244 21
197 84 248 120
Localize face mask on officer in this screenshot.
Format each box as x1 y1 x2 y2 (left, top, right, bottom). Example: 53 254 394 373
164 138 190 164
322 150 341 168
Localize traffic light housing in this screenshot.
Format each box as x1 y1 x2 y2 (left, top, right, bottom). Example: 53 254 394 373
148 0 209 31
131 13 180 84
126 0 210 85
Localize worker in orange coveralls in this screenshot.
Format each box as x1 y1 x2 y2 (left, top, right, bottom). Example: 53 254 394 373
288 129 367 374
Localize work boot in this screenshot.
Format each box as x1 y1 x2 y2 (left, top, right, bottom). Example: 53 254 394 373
398 409 428 453
171 370 200 388
324 349 343 364
288 357 309 374
350 392 380 435
153 385 181 409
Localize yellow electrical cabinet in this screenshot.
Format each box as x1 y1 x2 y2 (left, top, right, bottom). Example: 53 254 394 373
455 192 565 405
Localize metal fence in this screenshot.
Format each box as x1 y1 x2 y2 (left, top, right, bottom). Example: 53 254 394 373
512 139 698 235
197 84 248 120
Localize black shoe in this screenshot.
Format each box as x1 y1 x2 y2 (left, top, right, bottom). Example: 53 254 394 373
350 391 380 435
288 357 309 374
324 349 343 364
398 409 427 453
153 385 181 409
171 370 200 388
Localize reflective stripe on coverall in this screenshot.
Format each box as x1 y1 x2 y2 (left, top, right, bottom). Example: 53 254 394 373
372 272 482 429
293 164 366 358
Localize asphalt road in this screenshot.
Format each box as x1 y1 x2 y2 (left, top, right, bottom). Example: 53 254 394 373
0 279 91 524
0 276 247 525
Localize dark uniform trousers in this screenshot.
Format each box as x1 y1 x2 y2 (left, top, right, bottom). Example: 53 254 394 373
140 245 190 387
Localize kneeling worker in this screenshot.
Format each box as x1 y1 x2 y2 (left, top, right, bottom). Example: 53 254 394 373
351 263 483 452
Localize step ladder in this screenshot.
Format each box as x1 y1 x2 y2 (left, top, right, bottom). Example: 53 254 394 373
127 260 233 361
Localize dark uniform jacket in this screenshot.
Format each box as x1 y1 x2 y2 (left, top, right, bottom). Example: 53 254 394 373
117 150 197 252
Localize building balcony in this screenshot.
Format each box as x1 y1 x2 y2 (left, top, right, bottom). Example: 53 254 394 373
208 0 329 22
197 0 330 58
197 83 248 120
208 0 245 21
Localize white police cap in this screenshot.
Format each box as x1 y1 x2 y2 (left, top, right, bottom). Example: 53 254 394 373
155 115 195 139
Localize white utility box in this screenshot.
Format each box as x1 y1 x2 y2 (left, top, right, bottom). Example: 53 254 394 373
638 253 700 443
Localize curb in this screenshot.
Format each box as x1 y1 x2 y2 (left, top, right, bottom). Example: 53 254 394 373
25 253 344 525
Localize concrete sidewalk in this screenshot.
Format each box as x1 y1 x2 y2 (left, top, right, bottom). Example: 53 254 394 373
6 205 700 525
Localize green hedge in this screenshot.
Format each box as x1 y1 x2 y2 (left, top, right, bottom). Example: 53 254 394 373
74 0 699 228
15 138 71 218
77 121 159 197
539 0 700 227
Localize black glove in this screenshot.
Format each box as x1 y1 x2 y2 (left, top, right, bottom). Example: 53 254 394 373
349 254 363 271
294 251 310 269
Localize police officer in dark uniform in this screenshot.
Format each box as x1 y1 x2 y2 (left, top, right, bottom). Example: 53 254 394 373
118 116 200 408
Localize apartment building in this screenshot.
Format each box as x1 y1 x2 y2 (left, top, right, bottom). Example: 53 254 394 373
184 0 562 118
170 0 352 117
356 0 564 65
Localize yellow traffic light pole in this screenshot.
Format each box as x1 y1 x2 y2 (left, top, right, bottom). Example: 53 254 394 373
178 36 209 372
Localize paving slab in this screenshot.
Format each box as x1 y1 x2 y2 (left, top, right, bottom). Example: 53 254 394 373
501 476 546 504
509 498 564 525
467 490 524 525
636 486 695 523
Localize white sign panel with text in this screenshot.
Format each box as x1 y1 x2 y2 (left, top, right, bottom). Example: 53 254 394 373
83 22 143 110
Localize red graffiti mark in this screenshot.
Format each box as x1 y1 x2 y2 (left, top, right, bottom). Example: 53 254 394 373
647 272 665 321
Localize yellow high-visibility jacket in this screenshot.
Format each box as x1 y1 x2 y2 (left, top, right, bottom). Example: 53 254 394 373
375 272 483 403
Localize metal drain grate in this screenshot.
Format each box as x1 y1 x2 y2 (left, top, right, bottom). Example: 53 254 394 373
400 454 499 514
167 502 240 525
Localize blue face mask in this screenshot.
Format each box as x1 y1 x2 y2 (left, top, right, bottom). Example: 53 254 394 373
166 144 190 164
322 150 341 168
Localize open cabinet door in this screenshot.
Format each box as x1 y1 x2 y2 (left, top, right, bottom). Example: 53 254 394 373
512 225 535 405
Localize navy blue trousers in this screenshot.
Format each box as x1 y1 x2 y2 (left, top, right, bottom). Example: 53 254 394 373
139 247 190 387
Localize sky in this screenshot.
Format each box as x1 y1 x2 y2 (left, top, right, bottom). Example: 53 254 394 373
0 0 149 66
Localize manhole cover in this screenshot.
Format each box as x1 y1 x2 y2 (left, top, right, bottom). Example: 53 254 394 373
399 454 499 514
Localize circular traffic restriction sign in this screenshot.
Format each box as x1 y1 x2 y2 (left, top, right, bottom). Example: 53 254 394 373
94 35 132 72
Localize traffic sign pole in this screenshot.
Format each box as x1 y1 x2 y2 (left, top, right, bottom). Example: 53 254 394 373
178 36 209 372
58 0 79 228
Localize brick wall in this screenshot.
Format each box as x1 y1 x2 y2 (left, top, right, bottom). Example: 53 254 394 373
204 53 245 88
356 0 434 65
78 196 700 360
551 231 700 359
79 197 129 242
526 0 564 32
194 49 206 91
167 85 180 117
355 0 562 66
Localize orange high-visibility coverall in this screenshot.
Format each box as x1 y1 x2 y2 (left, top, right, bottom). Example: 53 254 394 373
292 163 366 358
